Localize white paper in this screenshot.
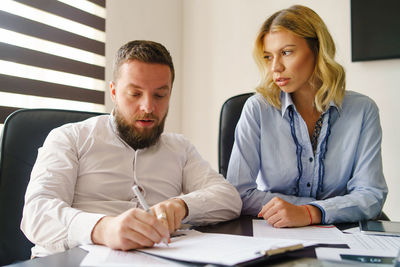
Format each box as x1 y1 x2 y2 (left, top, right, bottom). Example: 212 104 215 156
253 219 346 244
343 232 400 251
316 247 396 265
80 245 186 266
137 230 309 266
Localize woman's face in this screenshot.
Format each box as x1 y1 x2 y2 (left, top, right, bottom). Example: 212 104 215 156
263 30 315 95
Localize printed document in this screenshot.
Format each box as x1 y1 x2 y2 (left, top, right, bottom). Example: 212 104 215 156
80 230 311 266
253 219 346 244
138 230 311 265
342 227 400 251
80 244 186 266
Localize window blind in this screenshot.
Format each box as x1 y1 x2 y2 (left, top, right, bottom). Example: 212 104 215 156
0 0 106 127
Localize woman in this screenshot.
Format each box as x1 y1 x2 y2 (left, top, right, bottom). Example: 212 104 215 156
227 5 387 227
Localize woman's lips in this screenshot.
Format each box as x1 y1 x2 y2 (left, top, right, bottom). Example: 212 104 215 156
275 78 290 87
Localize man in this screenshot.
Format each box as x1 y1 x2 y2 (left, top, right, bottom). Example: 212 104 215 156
21 40 242 257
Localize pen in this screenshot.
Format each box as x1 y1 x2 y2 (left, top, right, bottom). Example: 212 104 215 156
132 185 169 246
133 185 151 211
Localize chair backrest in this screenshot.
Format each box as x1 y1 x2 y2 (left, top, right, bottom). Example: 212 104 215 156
218 93 254 177
0 108 104 265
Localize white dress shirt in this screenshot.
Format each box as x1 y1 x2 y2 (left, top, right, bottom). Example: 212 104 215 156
21 115 242 257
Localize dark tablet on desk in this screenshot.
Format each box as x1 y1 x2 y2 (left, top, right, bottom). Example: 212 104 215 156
359 220 400 236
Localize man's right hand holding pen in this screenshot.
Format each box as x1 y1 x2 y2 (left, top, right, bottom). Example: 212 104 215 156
91 208 170 251
91 186 188 251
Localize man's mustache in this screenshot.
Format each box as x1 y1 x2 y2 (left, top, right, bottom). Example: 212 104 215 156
134 114 158 121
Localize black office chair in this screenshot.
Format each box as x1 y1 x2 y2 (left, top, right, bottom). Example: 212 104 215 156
218 93 254 178
0 108 104 265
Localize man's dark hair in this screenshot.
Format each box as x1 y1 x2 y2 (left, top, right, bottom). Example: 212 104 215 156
113 40 175 84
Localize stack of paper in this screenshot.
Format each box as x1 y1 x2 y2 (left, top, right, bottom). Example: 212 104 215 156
252 219 346 244
81 230 312 266
80 245 187 266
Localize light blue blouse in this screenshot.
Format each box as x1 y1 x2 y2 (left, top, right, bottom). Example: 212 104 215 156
227 91 388 224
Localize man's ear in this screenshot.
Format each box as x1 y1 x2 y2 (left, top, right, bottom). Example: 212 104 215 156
110 81 116 103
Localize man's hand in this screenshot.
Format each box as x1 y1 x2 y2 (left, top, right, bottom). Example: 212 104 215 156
151 198 188 233
91 208 170 250
258 197 321 227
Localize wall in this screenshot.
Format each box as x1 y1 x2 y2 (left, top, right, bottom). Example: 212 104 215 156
106 0 400 220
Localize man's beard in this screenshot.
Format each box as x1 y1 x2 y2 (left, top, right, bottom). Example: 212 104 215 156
114 107 167 150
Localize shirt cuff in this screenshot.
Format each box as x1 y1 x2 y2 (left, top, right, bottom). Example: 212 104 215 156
68 212 106 245
309 203 326 224
176 195 203 224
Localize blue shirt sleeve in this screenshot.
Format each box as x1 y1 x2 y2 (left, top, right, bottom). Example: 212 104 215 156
311 97 388 224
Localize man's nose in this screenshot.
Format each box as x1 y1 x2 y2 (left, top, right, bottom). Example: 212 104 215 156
139 95 154 113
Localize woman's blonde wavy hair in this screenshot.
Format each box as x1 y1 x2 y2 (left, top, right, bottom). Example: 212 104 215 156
253 5 345 112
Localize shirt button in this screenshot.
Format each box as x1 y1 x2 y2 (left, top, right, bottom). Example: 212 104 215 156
307 182 311 187
309 157 313 162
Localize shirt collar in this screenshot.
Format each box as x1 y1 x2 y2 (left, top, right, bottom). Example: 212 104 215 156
280 91 295 117
280 91 340 117
109 109 118 134
108 110 131 149
327 100 340 116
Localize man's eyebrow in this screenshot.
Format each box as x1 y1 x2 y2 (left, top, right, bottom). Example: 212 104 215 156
156 85 170 91
129 83 142 89
128 84 170 90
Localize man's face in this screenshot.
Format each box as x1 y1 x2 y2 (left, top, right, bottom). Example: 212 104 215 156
110 60 172 149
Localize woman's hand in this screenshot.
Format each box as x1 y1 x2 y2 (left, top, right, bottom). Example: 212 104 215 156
258 197 321 227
